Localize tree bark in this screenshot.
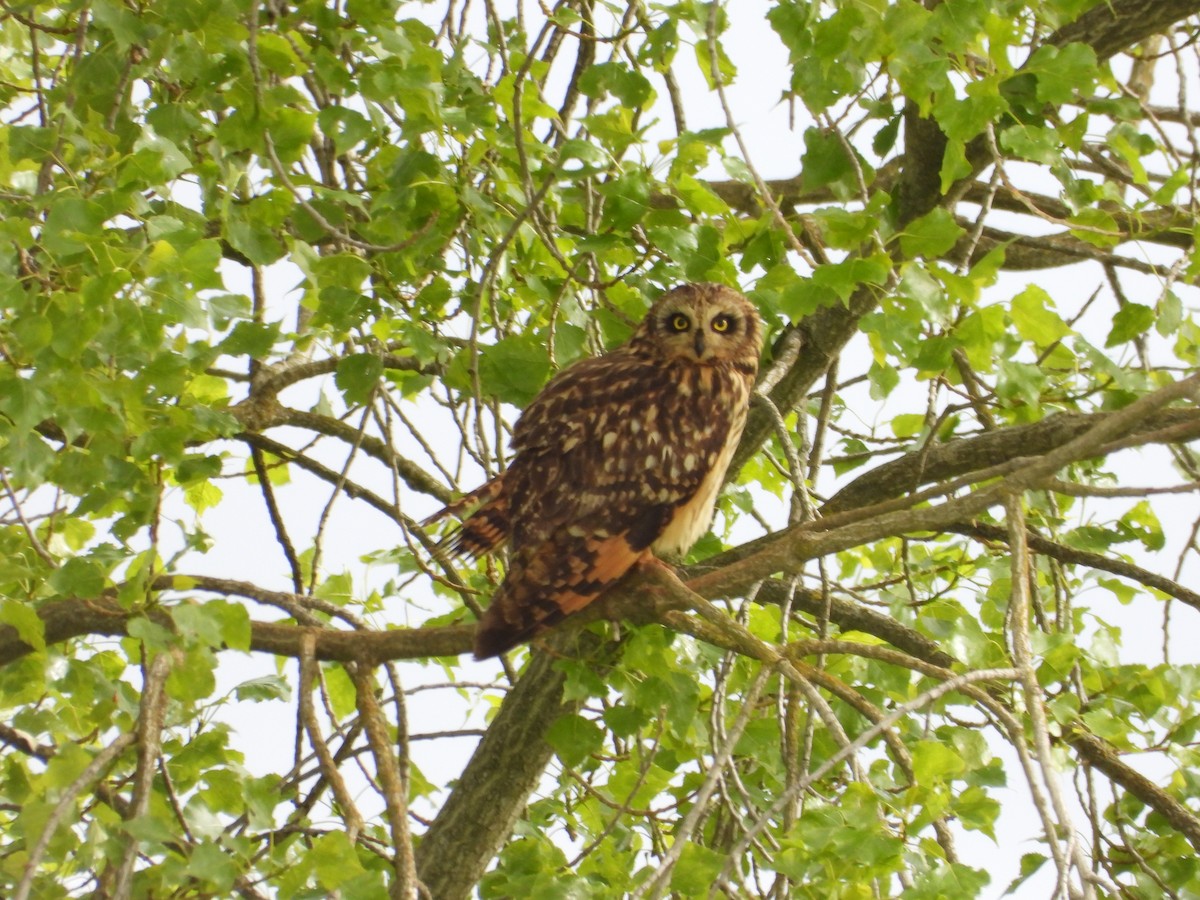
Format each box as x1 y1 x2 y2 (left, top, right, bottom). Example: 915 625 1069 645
413 643 581 899
1050 0 1200 63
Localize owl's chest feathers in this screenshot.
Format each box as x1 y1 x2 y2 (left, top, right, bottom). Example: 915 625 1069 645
651 369 751 557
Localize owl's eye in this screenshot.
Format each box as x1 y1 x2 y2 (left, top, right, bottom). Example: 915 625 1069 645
711 314 735 334
668 313 691 332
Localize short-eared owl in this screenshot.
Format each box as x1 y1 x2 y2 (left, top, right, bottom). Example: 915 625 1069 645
435 283 762 658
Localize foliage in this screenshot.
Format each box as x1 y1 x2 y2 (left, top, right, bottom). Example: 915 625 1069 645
1 0 1200 897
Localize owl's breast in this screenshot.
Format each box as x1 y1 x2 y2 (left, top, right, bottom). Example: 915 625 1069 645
651 372 751 557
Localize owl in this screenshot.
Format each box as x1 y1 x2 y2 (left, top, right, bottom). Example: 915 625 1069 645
434 283 762 658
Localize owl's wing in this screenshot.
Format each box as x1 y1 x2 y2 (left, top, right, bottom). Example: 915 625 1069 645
474 352 741 657
508 351 729 538
434 351 689 558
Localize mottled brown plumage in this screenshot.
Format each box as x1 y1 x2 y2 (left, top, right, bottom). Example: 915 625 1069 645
434 283 762 658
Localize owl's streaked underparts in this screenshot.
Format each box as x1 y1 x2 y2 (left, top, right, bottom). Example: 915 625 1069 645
432 282 763 659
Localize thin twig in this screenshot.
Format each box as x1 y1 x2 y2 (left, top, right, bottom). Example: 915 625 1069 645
14 733 138 900
632 665 773 900
111 652 174 897
351 663 420 899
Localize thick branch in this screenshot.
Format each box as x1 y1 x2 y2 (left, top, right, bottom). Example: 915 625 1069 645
949 520 1200 615
0 595 476 667
823 407 1200 515
715 374 1200 600
1049 0 1200 62
962 225 1178 275
253 353 434 398
1068 730 1200 852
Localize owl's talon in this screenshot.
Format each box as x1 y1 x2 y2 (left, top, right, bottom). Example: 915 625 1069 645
635 554 677 575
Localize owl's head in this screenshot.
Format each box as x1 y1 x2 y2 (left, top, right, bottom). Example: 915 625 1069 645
633 283 762 369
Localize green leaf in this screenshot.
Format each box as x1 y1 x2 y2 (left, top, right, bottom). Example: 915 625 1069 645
1097 577 1137 606
0 601 45 651
545 714 604 768
668 843 726 896
934 78 1009 142
911 740 965 784
1000 123 1061 165
8 125 57 162
811 253 892 301
644 224 699 264
234 675 292 703
996 359 1046 408
335 354 384 406
204 599 252 651
578 62 654 107
42 197 107 256
187 840 239 891
324 665 358 719
558 138 609 171
939 138 973 192
1122 500 1165 551
694 39 736 90
802 127 854 192
899 208 965 259
319 106 373 154
1006 853 1049 894
907 861 991 899
165 647 218 703
226 213 286 266
868 360 900 398
955 785 1001 838
185 373 229 406
311 830 367 889
1156 291 1183 337
1025 43 1098 105
1068 207 1121 248
1106 303 1155 347
477 335 552 407
891 413 927 439
814 207 879 249
1010 285 1070 347
255 32 306 77
126 617 176 652
221 321 281 358
47 558 106 598
184 480 224 515
598 170 651 230
265 107 317 163
872 115 901 156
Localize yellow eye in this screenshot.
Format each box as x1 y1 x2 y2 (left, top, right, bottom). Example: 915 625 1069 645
669 313 690 332
711 314 734 333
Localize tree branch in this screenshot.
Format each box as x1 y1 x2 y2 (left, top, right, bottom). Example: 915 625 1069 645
1049 0 1200 62
823 407 1200 515
413 634 622 899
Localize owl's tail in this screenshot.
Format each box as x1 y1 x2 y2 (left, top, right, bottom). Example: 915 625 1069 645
422 477 509 559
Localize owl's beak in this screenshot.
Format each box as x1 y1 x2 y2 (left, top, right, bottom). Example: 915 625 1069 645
692 329 706 358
